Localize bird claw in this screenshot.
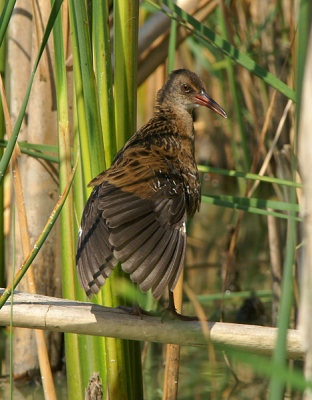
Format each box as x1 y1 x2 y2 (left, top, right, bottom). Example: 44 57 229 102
162 306 199 322
161 290 200 321
117 304 198 321
117 304 155 319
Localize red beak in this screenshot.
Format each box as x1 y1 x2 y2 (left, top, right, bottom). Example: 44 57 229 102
195 91 227 119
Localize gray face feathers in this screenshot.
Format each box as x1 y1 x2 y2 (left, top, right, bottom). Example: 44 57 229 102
156 69 227 118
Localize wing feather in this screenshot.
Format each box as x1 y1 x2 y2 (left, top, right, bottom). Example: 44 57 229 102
127 229 172 280
76 146 189 300
105 203 152 228
109 212 155 248
76 189 118 298
139 229 179 294
113 220 159 262
151 230 186 299
121 224 167 275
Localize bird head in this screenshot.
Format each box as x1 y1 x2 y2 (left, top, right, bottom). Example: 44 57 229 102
156 69 227 119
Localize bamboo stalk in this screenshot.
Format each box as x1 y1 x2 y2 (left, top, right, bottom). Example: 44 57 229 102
0 289 304 360
162 19 181 400
52 5 84 399
267 213 283 327
297 11 312 400
184 284 218 400
68 0 105 177
113 2 143 399
69 1 112 393
72 85 103 395
114 0 139 147
163 274 183 400
0 0 4 290
0 0 63 187
93 0 116 168
0 76 57 400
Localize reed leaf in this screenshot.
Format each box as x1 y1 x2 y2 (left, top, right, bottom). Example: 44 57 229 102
201 195 301 222
198 165 302 188
0 139 59 154
148 0 296 102
168 10 177 72
217 7 250 173
9 206 15 400
0 0 16 47
205 194 299 213
269 203 296 398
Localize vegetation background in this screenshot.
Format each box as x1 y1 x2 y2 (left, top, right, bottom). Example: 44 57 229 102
0 0 311 399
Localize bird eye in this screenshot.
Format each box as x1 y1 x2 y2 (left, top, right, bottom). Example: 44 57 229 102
181 83 190 93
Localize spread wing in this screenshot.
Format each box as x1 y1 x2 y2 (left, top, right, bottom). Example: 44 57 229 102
76 146 187 299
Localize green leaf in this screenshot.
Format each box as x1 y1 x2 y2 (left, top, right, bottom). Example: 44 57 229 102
198 165 302 188
148 0 296 102
206 194 300 213
201 195 301 221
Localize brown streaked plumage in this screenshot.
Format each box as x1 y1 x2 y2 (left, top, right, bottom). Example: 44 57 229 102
76 69 227 307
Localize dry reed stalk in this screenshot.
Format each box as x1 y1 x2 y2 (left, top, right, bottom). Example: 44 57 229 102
0 289 304 360
184 283 218 400
138 0 218 86
298 25 312 400
0 75 57 400
163 271 184 400
221 75 292 319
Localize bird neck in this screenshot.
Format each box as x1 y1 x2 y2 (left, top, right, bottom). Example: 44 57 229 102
155 104 195 141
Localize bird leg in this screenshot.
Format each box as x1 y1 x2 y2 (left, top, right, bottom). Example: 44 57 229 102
164 290 199 321
117 289 200 321
117 283 157 318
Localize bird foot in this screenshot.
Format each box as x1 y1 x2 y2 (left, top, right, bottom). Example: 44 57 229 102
158 305 199 322
117 304 156 319
160 290 200 321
